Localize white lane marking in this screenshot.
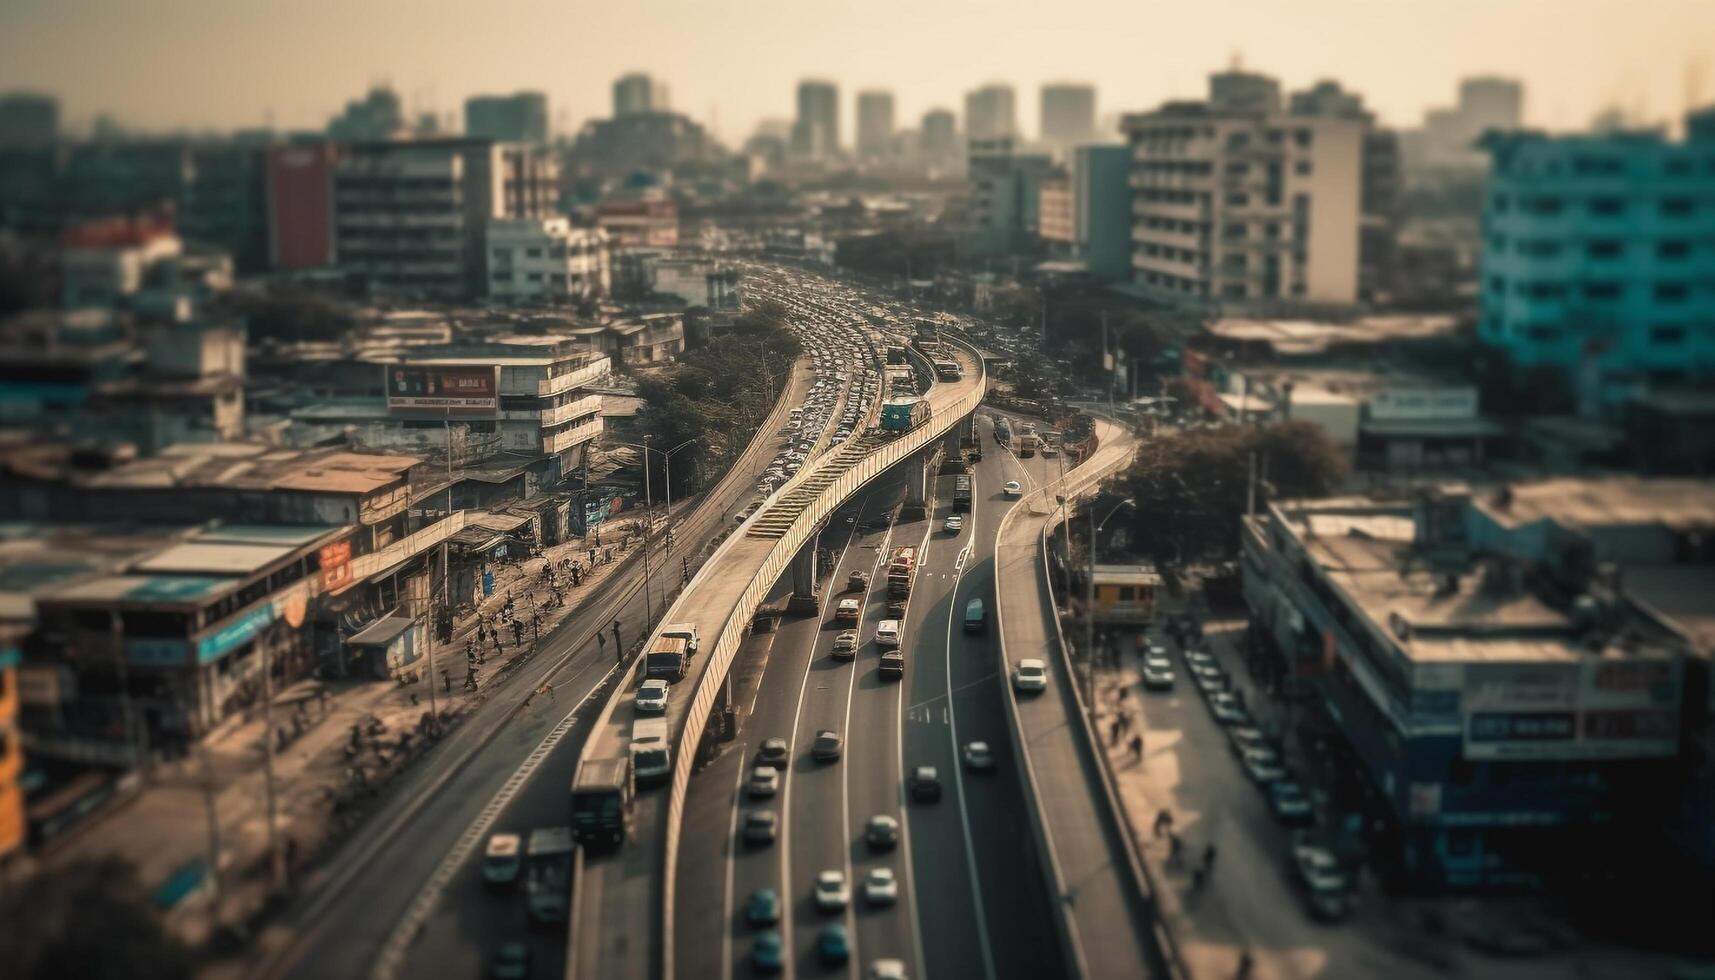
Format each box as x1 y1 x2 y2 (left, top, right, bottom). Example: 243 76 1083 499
369 694 590 980
721 741 748 980
890 497 934 980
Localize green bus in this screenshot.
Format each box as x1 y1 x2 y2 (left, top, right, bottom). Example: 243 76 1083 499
963 598 986 634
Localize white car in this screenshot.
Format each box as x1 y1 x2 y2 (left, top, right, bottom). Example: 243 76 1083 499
1241 746 1288 783
1003 481 1023 497
862 867 898 906
813 869 850 912
635 679 669 713
1012 659 1048 693
944 515 964 533
748 766 780 798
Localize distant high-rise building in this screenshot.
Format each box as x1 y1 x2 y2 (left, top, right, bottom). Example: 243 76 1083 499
266 143 339 271
0 92 58 146
1459 76 1524 135
1040 83 1096 147
921 109 957 159
1071 145 1132 281
965 84 1017 141
613 73 669 117
793 79 840 161
465 91 549 143
1405 75 1526 176
1121 68 1364 306
856 90 895 162
328 86 404 141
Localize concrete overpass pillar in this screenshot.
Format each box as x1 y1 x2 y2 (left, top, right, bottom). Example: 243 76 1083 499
786 527 822 617
900 452 929 522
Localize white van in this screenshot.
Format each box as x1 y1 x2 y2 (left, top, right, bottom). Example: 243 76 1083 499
661 622 700 656
875 620 902 649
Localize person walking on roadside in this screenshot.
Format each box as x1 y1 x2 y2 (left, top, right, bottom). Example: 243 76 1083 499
441 669 452 694
1154 808 1174 839
1234 950 1254 980
1129 733 1144 762
1203 842 1218 874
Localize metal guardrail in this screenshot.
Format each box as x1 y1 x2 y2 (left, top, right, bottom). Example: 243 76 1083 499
994 419 1189 980
656 340 987 980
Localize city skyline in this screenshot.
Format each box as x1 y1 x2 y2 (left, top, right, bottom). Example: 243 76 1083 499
2 0 1712 142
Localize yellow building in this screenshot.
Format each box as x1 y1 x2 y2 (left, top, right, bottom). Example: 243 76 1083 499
1090 564 1162 625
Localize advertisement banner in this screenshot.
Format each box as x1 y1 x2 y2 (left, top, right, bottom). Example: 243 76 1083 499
385 365 498 413
1463 659 1680 760
319 539 353 591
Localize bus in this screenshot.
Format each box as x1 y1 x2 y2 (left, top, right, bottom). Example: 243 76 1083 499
571 757 632 849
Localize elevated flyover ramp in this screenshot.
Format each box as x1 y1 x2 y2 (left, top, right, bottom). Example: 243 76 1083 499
570 342 985 980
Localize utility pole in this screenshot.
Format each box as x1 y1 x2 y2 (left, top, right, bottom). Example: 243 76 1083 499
199 737 223 932
1086 504 1098 710
109 612 149 774
641 434 655 626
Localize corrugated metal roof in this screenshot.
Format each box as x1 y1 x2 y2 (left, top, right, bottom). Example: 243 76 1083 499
134 542 297 576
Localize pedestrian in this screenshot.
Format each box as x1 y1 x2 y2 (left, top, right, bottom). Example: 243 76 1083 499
464 670 479 691
1153 808 1172 839
536 682 554 701
1118 710 1132 734
1190 866 1205 891
1235 950 1254 980
1110 718 1122 746
532 613 541 641
1168 832 1184 866
1202 842 1218 873
1118 685 1129 705
1129 733 1143 762
441 669 452 693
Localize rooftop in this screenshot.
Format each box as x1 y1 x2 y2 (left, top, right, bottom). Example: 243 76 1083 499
1473 477 1715 533
1206 314 1460 357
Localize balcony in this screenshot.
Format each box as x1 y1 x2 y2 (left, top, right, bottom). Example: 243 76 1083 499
538 357 613 397
542 417 602 455
538 393 603 428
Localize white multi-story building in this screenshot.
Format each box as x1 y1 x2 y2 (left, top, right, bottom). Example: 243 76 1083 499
1121 70 1363 307
1478 121 1715 409
486 218 609 305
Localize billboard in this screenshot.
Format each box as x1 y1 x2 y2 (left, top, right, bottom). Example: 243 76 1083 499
1462 659 1680 761
385 365 498 413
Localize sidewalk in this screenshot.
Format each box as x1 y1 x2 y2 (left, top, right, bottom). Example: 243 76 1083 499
1085 595 1674 980
28 515 664 945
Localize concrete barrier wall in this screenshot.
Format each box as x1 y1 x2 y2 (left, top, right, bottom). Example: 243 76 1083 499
657 340 987 979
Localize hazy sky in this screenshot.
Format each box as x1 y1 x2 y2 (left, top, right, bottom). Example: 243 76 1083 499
3 0 1713 142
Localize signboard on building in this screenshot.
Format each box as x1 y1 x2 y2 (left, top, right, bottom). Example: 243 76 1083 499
319 540 353 591
385 365 498 413
1462 659 1680 760
195 605 276 665
1368 387 1479 422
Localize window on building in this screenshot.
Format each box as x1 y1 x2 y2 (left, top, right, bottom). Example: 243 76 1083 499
1525 281 1569 299
1657 240 1691 260
1491 193 1510 213
1488 276 1506 295
1294 129 1312 147
1223 222 1247 239
1655 282 1689 302
1586 240 1622 259
527 272 543 283
1295 160 1312 176
1526 196 1564 215
1661 197 1694 217
1589 197 1626 216
1520 240 1563 258
492 247 510 261
1226 193 1249 207
1581 281 1622 301
1650 326 1687 345
1265 223 1280 240
525 247 543 258
1226 162 1249 176
491 270 513 282
1527 326 1561 342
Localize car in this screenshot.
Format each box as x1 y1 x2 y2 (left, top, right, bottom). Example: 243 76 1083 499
744 809 779 845
751 930 785 972
757 737 789 769
747 887 781 926
1240 746 1288 783
1143 653 1173 673
944 515 964 533
1012 659 1048 693
867 960 910 980
748 766 780 798
847 570 869 592
863 867 898 906
1291 833 1351 920
865 814 899 850
635 678 670 713
483 832 522 886
818 924 851 966
1228 725 1270 757
1003 480 1023 497
835 597 862 624
490 941 531 980
813 869 850 912
812 729 843 762
1192 664 1228 694
909 765 942 802
1142 664 1175 691
1210 692 1250 726
1183 649 1215 670
1269 780 1314 824
875 619 901 648
832 630 859 659
962 741 994 772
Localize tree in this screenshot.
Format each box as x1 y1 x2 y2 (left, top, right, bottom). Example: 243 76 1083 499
0 858 197 980
1119 421 1346 562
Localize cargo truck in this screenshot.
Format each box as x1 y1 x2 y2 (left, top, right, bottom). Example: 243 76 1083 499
630 717 671 787
524 826 575 924
1018 431 1039 458
953 475 972 512
880 396 930 432
644 636 689 682
571 757 632 849
994 418 1012 446
933 359 962 381
886 547 917 597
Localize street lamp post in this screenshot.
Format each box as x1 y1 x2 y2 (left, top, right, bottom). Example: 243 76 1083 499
1086 497 1136 710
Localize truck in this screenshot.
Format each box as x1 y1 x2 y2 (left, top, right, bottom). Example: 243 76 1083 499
660 622 700 655
524 827 575 924
933 359 962 381
887 547 917 598
880 396 930 433
644 636 689 682
570 757 632 849
953 475 972 512
1017 431 1039 458
993 418 1012 447
630 717 671 787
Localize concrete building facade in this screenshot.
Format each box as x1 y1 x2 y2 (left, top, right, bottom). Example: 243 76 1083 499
465 91 549 143
856 90 895 162
486 218 609 305
793 80 840 161
965 84 1017 142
